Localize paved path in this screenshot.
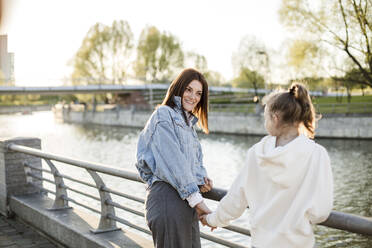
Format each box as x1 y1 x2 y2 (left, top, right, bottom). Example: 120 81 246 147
0 214 60 248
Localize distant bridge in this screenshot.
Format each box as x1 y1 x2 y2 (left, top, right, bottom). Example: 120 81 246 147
0 84 270 95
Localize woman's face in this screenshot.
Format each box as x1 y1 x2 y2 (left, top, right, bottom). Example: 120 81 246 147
182 80 203 112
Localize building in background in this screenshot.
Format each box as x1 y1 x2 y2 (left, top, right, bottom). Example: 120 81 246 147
0 34 15 85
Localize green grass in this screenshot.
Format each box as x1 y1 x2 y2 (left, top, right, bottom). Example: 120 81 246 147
313 95 372 104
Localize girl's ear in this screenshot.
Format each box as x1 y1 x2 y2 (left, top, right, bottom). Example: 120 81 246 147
272 113 280 126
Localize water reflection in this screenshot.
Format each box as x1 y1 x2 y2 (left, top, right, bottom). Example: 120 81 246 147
0 112 371 247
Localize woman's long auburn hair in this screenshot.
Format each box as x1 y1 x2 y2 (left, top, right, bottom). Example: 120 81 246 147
162 68 209 134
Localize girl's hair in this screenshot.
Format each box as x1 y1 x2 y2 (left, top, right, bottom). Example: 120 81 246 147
162 68 209 134
266 83 316 138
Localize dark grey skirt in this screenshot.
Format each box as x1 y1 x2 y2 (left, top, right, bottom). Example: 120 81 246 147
145 181 201 248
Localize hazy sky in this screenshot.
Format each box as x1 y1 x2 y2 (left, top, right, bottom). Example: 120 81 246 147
1 0 289 86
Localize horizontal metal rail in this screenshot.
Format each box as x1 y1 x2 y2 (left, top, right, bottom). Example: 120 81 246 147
26 158 92 189
7 143 372 239
24 163 52 174
107 214 248 248
106 199 144 217
60 173 97 188
61 195 101 215
199 232 247 248
30 182 56 195
29 180 102 216
8 144 141 182
61 185 101 202
27 172 55 185
106 200 249 246
102 186 145 204
107 214 152 235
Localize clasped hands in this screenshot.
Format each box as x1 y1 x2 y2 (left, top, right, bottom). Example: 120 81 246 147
195 177 216 231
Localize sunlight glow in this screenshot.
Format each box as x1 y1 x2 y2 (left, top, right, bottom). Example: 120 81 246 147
1 0 288 86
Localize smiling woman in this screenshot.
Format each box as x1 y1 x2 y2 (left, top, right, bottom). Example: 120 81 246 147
135 68 212 248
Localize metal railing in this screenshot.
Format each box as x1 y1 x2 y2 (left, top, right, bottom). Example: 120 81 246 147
6 143 372 247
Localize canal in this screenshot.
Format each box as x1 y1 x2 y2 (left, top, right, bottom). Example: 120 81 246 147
1 111 371 247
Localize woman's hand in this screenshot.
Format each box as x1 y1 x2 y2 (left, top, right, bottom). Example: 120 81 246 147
195 201 211 217
199 177 213 193
199 214 216 231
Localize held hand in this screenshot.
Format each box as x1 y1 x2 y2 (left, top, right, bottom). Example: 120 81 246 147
200 177 213 193
199 214 216 231
195 201 211 217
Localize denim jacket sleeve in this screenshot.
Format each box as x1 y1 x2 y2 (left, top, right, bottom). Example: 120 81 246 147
150 119 200 199
195 139 208 182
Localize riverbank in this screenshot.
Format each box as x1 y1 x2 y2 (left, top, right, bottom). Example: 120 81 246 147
54 105 372 139
0 105 52 114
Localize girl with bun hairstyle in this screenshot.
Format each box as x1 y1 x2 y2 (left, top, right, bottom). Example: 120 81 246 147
201 83 333 248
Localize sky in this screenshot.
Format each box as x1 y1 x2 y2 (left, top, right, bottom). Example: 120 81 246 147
1 0 289 86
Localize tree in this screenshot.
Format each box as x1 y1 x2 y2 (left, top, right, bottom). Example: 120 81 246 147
184 51 225 86
232 67 265 95
286 39 327 78
288 76 332 95
134 26 184 83
204 70 225 86
279 0 372 87
339 68 366 102
232 35 270 93
70 20 134 85
185 51 208 73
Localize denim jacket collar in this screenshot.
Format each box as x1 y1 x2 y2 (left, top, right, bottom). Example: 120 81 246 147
173 96 198 126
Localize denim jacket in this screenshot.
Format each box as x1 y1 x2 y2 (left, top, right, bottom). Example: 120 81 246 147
136 96 208 199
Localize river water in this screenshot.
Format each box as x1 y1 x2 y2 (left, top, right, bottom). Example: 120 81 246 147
0 111 371 247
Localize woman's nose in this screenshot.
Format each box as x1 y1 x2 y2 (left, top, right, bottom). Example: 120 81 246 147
189 92 196 100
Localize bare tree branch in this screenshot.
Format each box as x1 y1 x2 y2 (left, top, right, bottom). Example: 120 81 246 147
351 0 372 70
339 0 350 46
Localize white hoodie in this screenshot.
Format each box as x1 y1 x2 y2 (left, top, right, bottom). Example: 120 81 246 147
206 135 333 248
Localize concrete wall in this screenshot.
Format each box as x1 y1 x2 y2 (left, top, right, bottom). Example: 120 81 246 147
0 105 52 114
0 137 42 215
58 108 372 139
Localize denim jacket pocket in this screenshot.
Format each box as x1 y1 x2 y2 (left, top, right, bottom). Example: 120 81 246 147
173 118 191 155
173 118 188 140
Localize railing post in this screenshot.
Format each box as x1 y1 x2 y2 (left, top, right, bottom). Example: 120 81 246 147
0 137 42 216
42 159 72 210
86 169 120 233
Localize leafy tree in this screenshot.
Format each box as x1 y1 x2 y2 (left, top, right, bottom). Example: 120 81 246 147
289 76 332 93
134 26 184 82
339 68 366 102
232 67 265 95
185 52 225 86
70 20 134 85
279 0 372 87
204 70 225 86
185 51 208 72
286 39 326 78
232 35 269 92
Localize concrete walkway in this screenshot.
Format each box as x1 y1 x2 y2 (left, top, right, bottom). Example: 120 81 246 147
0 214 60 248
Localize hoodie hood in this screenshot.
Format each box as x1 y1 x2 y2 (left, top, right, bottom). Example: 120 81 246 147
254 135 316 188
